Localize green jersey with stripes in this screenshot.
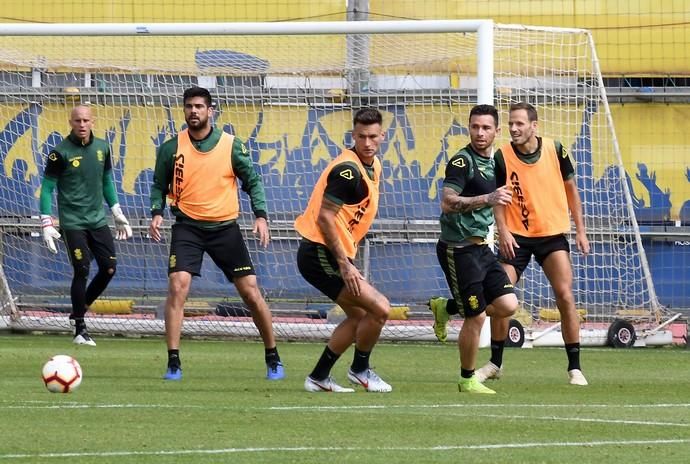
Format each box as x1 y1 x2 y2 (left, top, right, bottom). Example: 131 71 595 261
440 144 497 242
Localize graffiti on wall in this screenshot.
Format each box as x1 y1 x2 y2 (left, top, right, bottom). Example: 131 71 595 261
0 102 688 224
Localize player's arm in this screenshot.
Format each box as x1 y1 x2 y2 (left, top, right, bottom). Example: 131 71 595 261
441 154 511 214
318 163 365 296
38 150 65 254
557 142 589 255
101 146 132 240
148 140 175 242
493 149 519 259
231 137 269 247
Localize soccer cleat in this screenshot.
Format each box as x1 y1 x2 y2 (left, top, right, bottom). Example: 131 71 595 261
73 331 96 346
304 375 354 393
164 366 182 381
475 361 503 382
568 369 588 386
347 368 392 393
458 375 496 394
266 361 285 380
428 296 450 343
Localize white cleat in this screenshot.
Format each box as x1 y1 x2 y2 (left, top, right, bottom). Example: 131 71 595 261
568 369 588 386
304 375 354 393
73 332 97 346
347 368 392 393
475 362 503 383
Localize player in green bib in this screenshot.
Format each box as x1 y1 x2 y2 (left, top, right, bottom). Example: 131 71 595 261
430 104 518 394
39 105 132 346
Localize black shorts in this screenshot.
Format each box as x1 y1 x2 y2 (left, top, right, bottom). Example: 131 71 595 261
436 240 514 318
62 226 116 269
297 240 347 302
169 222 255 281
499 234 570 279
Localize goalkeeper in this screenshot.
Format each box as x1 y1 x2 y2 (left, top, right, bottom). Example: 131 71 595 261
39 105 132 346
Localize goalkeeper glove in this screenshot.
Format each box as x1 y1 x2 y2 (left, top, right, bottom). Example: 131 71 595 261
40 215 61 254
111 204 132 240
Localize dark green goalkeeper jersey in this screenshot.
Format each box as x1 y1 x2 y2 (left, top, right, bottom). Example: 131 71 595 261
149 127 267 229
39 131 118 230
440 144 497 243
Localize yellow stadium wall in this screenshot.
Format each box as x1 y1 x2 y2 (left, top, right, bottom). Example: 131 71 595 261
2 0 688 75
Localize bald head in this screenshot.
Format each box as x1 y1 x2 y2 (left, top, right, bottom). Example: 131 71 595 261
69 105 94 144
70 105 92 120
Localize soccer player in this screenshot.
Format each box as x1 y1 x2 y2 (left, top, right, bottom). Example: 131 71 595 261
480 101 590 386
148 86 284 381
430 104 518 394
39 105 133 346
296 108 392 393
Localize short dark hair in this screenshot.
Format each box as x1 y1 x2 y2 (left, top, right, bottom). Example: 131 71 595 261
183 86 213 107
509 102 538 122
469 104 499 127
353 108 382 126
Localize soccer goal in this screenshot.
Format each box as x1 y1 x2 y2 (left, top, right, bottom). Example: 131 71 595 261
0 20 676 345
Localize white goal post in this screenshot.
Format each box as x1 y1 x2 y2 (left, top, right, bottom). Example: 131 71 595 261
0 20 673 345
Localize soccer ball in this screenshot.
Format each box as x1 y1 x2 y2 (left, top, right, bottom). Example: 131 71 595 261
41 355 82 393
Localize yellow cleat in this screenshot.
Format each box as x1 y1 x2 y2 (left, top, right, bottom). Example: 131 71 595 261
428 297 450 343
458 375 496 394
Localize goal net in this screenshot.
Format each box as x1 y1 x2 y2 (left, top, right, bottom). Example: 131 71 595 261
0 20 667 342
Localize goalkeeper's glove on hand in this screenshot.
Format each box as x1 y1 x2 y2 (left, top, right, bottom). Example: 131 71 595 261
111 204 133 240
40 215 61 254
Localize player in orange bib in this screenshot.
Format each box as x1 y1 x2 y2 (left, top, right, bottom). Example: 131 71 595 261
148 87 284 382
296 108 392 393
478 102 591 386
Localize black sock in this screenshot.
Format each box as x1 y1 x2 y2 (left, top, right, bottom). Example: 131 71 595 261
168 349 181 369
460 368 474 379
446 299 460 316
350 347 371 373
490 339 505 367
565 343 581 371
309 346 340 381
70 316 86 336
265 346 281 366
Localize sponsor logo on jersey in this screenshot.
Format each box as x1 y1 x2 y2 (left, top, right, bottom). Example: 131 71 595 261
451 157 466 168
48 152 58 161
173 153 185 200
97 150 104 162
72 159 80 168
509 171 530 231
340 169 354 180
348 198 370 233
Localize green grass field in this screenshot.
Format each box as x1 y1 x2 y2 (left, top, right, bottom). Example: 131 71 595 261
0 333 688 463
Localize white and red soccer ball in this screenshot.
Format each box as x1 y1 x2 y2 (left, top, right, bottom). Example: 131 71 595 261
41 355 82 393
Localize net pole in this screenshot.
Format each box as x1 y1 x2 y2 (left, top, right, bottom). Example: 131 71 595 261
0 20 493 36
587 31 661 313
477 20 494 105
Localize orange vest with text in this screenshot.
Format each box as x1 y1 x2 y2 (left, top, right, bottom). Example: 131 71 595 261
501 137 571 237
168 129 240 221
294 150 381 259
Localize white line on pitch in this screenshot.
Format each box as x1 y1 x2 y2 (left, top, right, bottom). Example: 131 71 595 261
1 439 689 460
449 412 690 428
2 401 690 411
